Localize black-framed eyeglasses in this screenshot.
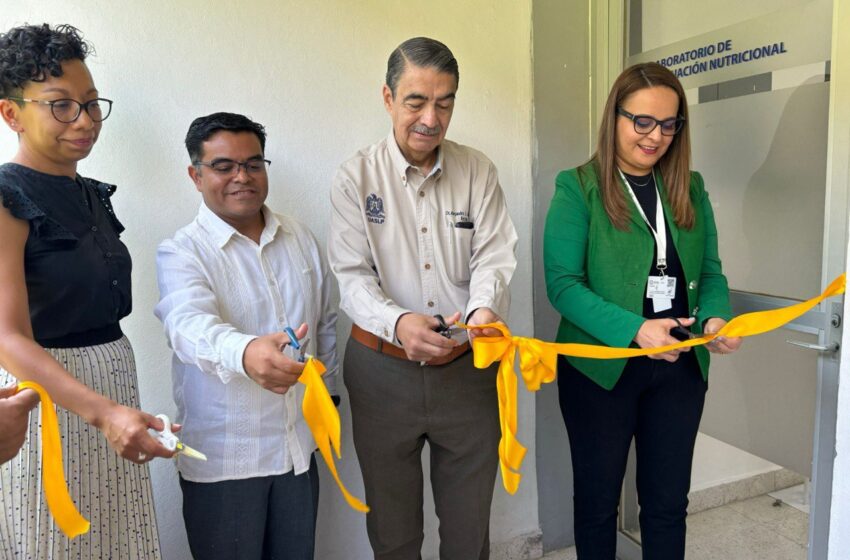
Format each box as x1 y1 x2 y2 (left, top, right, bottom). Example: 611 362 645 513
617 107 684 136
6 97 113 123
193 158 271 176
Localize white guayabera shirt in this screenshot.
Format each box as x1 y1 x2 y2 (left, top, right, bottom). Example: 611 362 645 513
155 203 338 482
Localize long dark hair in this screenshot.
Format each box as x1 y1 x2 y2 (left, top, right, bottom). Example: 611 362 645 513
592 62 694 230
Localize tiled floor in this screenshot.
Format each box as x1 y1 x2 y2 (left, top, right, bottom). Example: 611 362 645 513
542 494 807 559
543 545 577 559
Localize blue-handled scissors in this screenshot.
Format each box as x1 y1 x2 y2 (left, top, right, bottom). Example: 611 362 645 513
283 326 310 362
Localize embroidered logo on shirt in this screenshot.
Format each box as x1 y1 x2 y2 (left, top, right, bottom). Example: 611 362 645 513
365 193 385 224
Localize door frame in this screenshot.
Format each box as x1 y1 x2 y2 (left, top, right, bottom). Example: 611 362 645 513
590 1 850 558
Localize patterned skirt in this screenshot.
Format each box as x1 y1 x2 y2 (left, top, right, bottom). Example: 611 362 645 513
0 336 161 559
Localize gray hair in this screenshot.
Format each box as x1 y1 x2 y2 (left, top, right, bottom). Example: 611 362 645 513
385 37 459 97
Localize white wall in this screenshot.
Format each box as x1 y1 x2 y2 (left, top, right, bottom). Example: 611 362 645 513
0 3 537 558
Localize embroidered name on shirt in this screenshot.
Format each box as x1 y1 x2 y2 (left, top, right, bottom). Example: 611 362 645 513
445 209 471 228
365 193 385 224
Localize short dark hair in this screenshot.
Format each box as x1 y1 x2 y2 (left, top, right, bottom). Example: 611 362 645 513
0 23 92 98
184 112 267 163
385 37 459 97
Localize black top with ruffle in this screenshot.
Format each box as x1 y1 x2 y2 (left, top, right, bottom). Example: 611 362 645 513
0 163 132 348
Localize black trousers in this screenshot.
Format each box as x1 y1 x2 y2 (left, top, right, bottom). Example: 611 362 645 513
180 454 319 560
558 353 707 560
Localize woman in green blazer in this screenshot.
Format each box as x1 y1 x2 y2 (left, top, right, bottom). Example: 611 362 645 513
544 62 742 559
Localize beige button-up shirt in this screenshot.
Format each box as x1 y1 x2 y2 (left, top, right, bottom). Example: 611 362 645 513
329 132 518 343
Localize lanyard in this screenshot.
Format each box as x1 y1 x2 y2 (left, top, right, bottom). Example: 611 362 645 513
618 168 667 274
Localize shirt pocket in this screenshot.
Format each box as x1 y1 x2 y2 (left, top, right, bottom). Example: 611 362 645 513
440 223 473 284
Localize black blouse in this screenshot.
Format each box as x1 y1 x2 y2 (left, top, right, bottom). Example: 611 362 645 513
0 163 132 348
623 171 689 321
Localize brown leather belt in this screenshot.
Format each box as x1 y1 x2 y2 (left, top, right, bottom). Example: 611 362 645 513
350 324 470 366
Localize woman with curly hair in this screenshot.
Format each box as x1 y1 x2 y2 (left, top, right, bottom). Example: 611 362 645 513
0 23 173 558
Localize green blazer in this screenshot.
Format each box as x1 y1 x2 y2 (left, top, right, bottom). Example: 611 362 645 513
543 163 732 390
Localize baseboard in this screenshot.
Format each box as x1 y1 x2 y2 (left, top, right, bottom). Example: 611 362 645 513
688 467 806 514
491 530 544 560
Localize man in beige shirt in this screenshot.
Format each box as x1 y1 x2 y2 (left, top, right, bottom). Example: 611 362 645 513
328 37 517 560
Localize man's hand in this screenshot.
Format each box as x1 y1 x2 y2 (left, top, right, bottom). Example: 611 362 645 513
466 307 504 341
395 312 459 361
0 385 39 464
243 324 308 394
634 317 694 362
704 318 743 354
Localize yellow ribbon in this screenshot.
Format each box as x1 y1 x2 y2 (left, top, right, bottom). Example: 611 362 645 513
299 358 369 513
15 381 90 538
15 356 368 541
463 273 846 495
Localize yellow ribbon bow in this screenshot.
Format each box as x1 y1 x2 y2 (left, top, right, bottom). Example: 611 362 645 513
299 358 370 513
464 273 846 495
15 381 90 538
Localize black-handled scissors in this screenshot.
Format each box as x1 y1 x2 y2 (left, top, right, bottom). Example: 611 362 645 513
433 314 459 339
670 318 694 341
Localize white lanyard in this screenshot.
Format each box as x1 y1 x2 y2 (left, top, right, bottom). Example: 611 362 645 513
618 168 667 275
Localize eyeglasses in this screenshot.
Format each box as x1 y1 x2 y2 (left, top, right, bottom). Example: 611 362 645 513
193 158 271 176
617 107 684 136
6 97 113 123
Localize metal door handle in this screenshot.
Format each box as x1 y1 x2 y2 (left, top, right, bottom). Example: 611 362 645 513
785 340 840 353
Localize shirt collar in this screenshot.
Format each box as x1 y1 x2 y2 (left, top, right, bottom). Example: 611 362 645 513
197 203 287 248
386 131 444 184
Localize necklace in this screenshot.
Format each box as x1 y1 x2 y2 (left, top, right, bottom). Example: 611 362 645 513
624 172 654 188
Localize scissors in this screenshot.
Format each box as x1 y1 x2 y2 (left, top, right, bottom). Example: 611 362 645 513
671 317 695 342
433 314 461 339
283 326 311 363
153 414 207 461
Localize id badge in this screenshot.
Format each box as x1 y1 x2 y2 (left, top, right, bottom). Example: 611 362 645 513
647 276 676 312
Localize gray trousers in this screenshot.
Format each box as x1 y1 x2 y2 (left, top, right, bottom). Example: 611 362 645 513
344 339 500 560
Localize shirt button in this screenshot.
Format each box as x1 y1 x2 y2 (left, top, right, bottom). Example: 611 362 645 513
421 227 428 233
424 263 431 270
419 191 425 197
688 280 697 290
105 252 112 258
91 226 98 232
427 301 434 308
111 280 118 286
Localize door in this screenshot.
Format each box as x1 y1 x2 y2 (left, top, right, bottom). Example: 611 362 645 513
615 1 845 558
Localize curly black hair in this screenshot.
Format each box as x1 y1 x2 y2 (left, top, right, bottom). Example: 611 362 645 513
0 23 91 98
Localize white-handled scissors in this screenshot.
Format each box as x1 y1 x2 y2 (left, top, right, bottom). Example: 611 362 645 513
154 414 207 461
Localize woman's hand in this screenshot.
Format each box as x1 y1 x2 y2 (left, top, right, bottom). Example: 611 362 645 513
96 404 177 464
0 386 39 464
634 317 694 362
703 318 743 354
